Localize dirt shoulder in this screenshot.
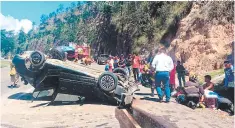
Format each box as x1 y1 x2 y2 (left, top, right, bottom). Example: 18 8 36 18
1 99 120 128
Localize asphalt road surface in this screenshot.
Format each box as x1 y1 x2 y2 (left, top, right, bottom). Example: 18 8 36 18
1 63 120 128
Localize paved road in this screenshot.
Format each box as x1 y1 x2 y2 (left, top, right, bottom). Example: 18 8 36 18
1 63 120 128
1 66 33 98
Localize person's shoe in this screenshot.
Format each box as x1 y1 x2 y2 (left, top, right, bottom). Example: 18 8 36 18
158 98 163 103
150 93 154 97
165 100 170 103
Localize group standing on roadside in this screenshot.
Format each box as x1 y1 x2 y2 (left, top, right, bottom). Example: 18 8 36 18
103 45 234 105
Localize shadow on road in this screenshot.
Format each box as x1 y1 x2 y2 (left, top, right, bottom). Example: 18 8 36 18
7 85 20 89
8 92 52 101
140 97 160 102
135 92 157 96
8 92 116 107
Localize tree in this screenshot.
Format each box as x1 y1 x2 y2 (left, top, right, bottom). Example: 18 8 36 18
1 30 15 55
18 30 27 44
40 14 48 23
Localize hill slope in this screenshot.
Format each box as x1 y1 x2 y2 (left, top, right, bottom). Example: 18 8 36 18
167 2 234 74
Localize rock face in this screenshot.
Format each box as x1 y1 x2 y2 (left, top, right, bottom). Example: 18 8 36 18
168 3 234 74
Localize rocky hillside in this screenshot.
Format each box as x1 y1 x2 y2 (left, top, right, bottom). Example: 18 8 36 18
167 2 234 74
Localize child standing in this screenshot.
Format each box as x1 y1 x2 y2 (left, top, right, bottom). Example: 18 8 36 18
9 63 19 87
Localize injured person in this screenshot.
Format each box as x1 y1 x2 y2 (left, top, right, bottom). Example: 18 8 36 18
175 75 204 109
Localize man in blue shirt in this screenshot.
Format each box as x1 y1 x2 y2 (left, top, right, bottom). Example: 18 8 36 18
224 60 234 88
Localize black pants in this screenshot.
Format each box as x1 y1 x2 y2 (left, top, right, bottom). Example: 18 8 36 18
133 68 139 81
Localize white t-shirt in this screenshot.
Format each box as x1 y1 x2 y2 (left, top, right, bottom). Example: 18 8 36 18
110 59 114 69
151 53 174 72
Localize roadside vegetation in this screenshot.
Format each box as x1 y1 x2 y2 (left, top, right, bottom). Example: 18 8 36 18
1 60 10 68
198 69 225 85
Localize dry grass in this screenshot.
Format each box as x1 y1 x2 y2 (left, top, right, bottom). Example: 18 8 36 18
198 69 224 84
1 60 10 68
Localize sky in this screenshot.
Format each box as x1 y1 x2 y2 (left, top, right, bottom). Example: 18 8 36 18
0 1 73 34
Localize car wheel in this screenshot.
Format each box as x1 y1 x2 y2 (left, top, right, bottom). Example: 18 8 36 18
98 72 118 92
29 51 45 69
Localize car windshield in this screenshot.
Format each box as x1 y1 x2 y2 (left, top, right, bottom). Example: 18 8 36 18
100 54 109 58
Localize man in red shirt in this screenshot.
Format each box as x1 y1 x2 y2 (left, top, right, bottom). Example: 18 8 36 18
132 53 141 82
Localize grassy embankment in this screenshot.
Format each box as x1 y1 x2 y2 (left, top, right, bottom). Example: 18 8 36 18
198 69 224 85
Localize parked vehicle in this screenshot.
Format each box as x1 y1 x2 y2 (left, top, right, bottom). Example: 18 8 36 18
50 46 76 60
97 54 109 65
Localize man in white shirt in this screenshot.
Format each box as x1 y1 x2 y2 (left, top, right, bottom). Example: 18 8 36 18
151 47 174 103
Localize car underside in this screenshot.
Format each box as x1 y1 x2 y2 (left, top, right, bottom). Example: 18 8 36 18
12 51 138 106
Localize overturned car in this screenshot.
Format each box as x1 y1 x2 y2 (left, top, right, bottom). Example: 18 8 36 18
12 51 138 106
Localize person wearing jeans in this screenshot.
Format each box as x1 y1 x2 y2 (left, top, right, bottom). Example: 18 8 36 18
132 53 141 82
176 61 186 87
151 48 174 102
126 54 132 77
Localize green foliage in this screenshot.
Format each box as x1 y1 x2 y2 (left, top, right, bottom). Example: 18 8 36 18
8 1 232 56
1 30 15 55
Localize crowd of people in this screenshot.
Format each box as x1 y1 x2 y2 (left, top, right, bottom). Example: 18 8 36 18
103 47 234 109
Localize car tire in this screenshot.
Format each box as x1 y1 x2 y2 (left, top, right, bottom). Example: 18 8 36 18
29 51 45 69
98 72 118 92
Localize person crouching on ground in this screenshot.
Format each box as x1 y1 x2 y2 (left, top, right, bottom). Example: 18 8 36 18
151 47 174 103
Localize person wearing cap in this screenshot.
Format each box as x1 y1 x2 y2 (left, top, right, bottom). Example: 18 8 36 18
151 47 174 103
